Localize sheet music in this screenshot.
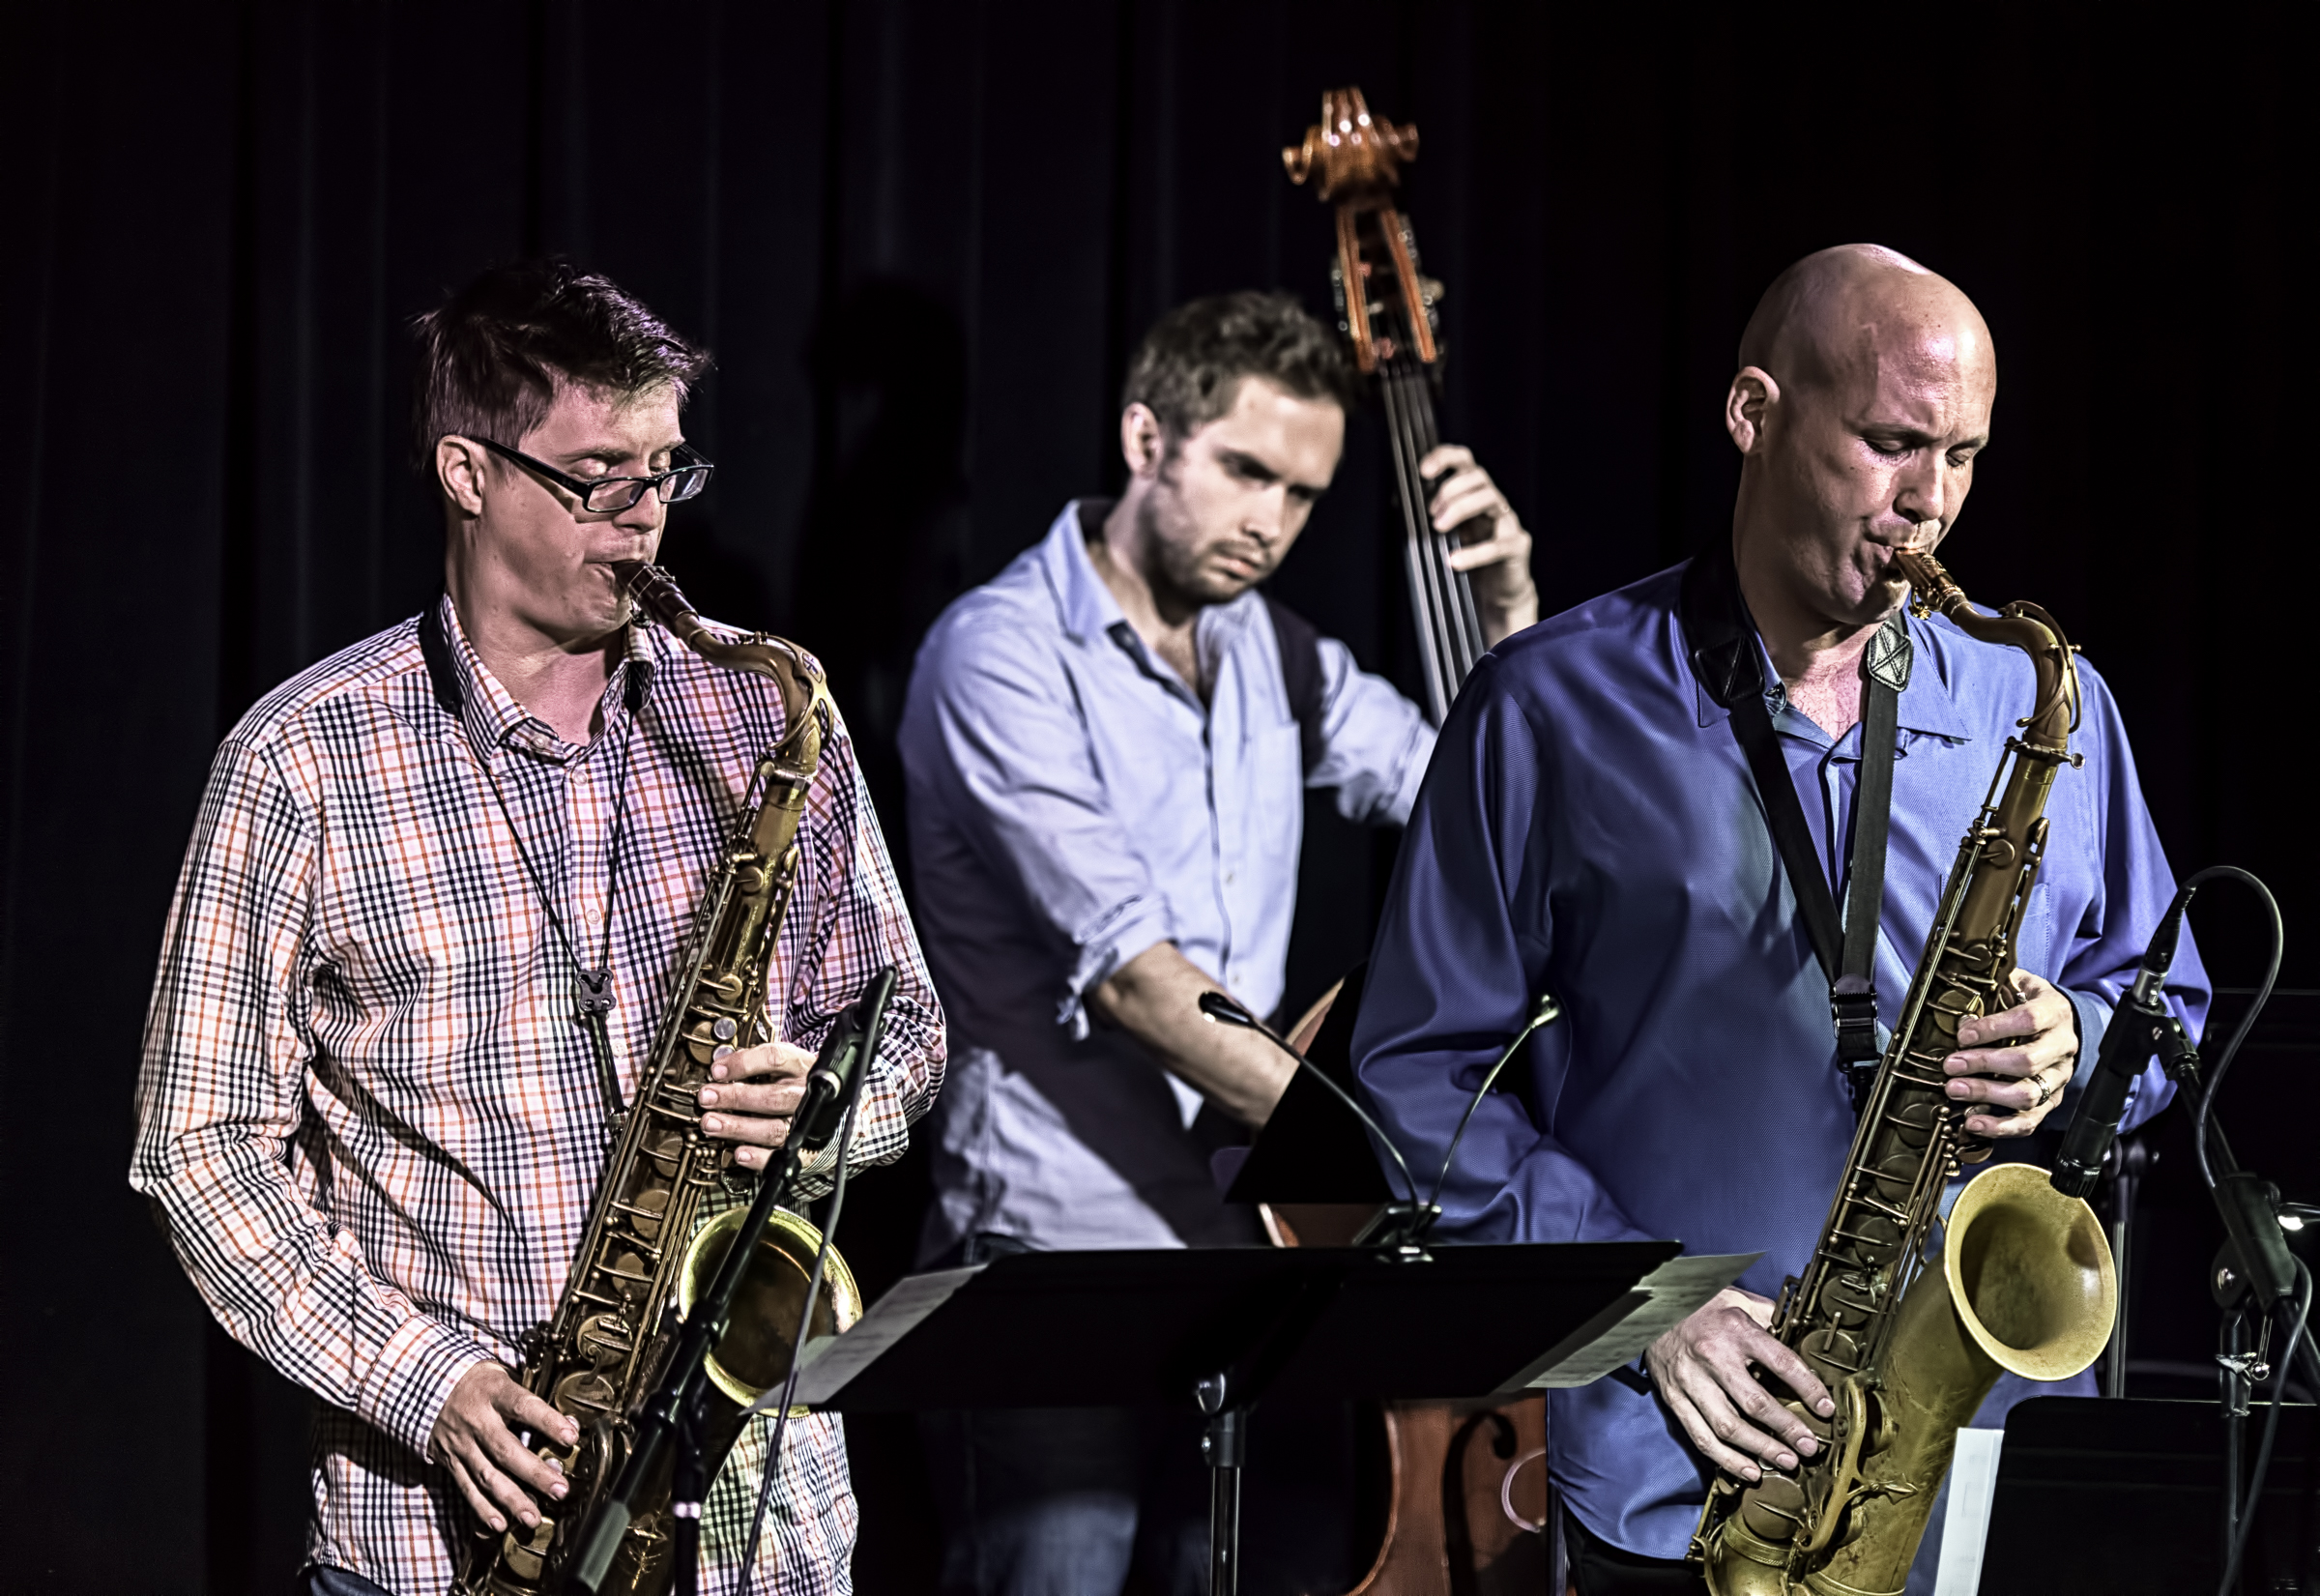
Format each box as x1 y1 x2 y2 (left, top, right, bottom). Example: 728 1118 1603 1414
1509 1251 1759 1390
772 1263 985 1411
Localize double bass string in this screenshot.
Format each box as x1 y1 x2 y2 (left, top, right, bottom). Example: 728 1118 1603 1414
1387 363 1464 710
1378 364 1456 721
1379 359 1483 719
1390 359 1484 684
1415 375 1490 680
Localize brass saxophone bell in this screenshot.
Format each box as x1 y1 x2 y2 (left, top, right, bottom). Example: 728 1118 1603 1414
678 1204 863 1416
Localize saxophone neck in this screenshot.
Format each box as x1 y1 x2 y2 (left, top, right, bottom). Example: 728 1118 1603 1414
1893 546 2079 749
614 560 834 766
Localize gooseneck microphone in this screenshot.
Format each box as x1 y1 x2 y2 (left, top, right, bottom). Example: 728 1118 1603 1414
1199 990 1424 1215
1201 986 1561 1247
2051 891 2192 1200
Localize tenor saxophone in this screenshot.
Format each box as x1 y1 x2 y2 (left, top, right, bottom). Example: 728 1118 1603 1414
1691 547 2118 1596
457 564 863 1596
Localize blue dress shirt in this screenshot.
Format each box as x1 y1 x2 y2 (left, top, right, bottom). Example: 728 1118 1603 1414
902 502 1434 1256
1350 559 2206 1557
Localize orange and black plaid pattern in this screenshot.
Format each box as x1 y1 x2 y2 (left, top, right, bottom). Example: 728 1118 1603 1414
132 595 944 1595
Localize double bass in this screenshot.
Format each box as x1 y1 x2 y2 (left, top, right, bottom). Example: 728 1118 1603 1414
1284 86 1490 727
1268 87 1555 1596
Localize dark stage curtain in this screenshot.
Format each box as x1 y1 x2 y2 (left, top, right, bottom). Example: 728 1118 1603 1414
0 4 2306 1592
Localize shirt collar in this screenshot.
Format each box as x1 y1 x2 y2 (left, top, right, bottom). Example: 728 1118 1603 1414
1041 500 1130 644
1038 498 1265 703
1678 545 1974 741
420 593 656 764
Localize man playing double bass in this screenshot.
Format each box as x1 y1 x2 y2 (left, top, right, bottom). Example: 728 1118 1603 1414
898 290 1537 1595
1350 244 2205 1593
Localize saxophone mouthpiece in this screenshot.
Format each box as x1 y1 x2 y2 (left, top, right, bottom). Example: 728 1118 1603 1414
614 561 708 640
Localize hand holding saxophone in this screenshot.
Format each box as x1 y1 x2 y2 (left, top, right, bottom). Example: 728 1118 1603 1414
430 1363 578 1537
1647 1289 1837 1486
698 1040 817 1170
1941 968 2079 1138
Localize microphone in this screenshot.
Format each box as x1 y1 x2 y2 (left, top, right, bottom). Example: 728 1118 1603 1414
2051 892 2192 1199
1201 987 1563 1248
1428 992 1562 1212
793 969 894 1154
1199 990 1427 1228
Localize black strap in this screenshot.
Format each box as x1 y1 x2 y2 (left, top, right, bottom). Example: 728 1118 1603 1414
419 598 464 714
1680 546 1910 1088
420 595 649 719
1264 595 1327 775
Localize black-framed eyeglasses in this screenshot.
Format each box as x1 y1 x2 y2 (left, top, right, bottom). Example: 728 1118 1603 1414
469 435 715 512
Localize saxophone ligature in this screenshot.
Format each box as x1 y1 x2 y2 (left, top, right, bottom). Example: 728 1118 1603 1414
455 564 862 1596
1691 544 2118 1596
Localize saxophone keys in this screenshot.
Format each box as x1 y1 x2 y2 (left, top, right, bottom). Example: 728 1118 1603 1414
576 1311 636 1360
500 1518 553 1581
552 1368 619 1415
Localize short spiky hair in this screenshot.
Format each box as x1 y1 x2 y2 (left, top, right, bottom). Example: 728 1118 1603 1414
410 259 710 464
1121 291 1356 439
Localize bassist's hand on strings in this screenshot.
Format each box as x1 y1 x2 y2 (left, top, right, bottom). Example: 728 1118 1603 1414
1646 1287 1836 1485
1940 968 2079 1138
699 1039 817 1169
1421 443 1538 646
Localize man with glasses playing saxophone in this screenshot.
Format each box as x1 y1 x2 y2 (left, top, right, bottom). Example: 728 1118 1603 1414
1351 246 2206 1594
131 260 944 1595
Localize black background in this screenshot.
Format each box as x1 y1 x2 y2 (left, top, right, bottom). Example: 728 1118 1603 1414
2 4 2311 1591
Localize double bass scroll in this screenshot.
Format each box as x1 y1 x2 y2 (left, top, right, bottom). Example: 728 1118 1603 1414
1285 87 1484 727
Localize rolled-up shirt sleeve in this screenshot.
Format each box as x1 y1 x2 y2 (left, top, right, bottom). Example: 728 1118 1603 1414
1308 636 1435 826
130 740 495 1460
915 604 1174 1038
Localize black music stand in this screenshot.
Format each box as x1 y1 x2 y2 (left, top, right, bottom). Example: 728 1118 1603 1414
1977 1395 2318 1593
792 1241 1744 1595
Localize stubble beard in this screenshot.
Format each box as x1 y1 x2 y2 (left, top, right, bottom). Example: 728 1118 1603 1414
1137 479 1248 611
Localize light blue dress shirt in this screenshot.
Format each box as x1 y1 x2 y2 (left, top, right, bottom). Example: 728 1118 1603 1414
1350 559 2206 1558
902 501 1435 1256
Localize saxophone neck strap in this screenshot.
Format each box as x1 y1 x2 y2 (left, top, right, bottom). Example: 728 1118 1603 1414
1681 543 1911 1085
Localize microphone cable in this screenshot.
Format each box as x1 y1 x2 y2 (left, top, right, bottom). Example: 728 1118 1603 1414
734 981 892 1596
2186 866 2286 1192
1203 986 1562 1241
2161 865 2293 1596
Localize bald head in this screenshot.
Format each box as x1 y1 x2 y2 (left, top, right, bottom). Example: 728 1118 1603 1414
1738 244 1993 402
1724 245 1999 650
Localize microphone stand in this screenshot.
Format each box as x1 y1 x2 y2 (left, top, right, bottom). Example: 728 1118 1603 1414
2153 984 2317 1594
2169 1026 2300 1593
2103 1133 2153 1400
1196 986 1563 1594
569 971 895 1596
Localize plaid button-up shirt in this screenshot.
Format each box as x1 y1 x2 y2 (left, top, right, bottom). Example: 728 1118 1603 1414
132 595 944 1594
